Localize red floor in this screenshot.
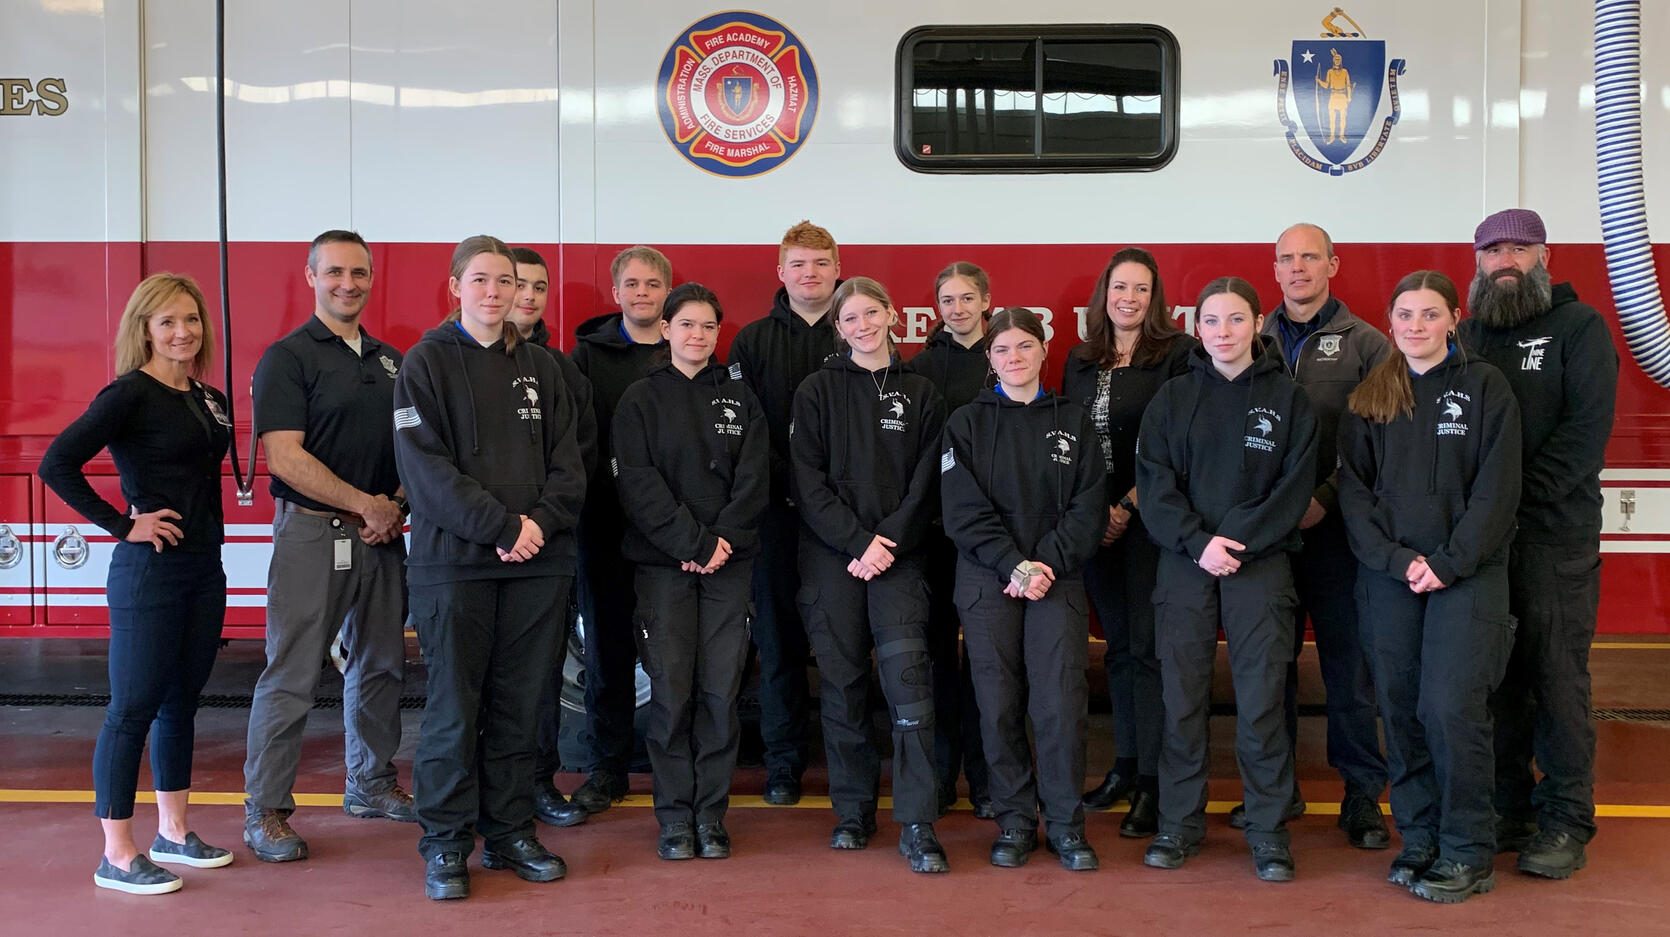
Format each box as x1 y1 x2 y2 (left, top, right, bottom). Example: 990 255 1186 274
3 640 1668 935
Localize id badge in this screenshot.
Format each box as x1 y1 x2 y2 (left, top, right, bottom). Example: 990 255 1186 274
333 529 352 571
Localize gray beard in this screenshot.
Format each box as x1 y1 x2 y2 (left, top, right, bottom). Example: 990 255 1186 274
1469 263 1553 329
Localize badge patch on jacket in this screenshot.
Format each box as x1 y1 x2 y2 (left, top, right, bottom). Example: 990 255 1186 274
879 391 911 433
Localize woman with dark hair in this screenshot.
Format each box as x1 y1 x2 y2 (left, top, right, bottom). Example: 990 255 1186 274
1065 247 1196 837
40 273 233 894
941 307 1107 872
906 261 995 818
612 283 769 861
393 235 587 901
1136 277 1317 882
792 276 949 872
1338 271 1521 903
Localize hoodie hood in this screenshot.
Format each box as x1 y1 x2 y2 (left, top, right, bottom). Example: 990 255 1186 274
525 318 553 348
575 311 642 348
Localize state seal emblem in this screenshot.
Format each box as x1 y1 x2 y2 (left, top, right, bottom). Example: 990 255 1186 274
657 11 819 178
1272 8 1407 175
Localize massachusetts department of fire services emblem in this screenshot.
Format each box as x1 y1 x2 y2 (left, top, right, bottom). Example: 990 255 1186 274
1272 8 1407 175
657 11 819 178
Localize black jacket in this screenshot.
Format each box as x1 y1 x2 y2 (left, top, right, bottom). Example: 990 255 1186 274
728 285 840 501
1136 340 1318 563
791 356 945 557
1457 283 1618 544
905 328 993 412
940 387 1107 580
571 312 665 541
393 323 586 585
1061 333 1197 503
612 360 769 568
1261 298 1391 512
1337 351 1522 586
526 320 599 478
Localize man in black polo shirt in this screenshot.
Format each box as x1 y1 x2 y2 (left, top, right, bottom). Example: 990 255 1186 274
243 230 413 862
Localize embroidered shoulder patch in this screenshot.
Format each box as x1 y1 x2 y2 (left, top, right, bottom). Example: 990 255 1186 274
940 448 956 473
393 407 421 430
728 362 744 381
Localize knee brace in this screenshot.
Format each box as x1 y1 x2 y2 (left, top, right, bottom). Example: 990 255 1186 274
876 630 935 733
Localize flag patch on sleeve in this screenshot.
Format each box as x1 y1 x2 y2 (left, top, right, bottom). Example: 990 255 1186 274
393 407 421 430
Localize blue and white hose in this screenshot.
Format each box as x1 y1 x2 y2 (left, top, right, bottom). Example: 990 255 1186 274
1595 0 1669 387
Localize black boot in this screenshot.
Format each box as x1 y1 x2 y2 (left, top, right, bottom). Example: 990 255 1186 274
424 852 469 900
657 821 696 860
1412 859 1495 903
1045 832 1099 871
989 828 1038 868
1517 830 1587 879
534 781 589 828
1387 844 1437 887
899 823 949 873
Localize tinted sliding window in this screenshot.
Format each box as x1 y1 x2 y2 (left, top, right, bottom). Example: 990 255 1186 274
898 25 1178 172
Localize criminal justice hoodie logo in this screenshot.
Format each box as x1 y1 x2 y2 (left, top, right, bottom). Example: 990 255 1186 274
1245 407 1282 453
713 396 745 437
514 376 542 421
1047 429 1077 465
1436 389 1471 437
879 390 911 433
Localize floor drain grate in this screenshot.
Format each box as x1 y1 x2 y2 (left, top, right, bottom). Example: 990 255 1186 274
1593 708 1670 722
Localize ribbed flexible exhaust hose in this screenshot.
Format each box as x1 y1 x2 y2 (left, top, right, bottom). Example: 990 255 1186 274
1595 0 1669 387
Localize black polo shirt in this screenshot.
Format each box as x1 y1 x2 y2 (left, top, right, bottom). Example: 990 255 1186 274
252 315 403 512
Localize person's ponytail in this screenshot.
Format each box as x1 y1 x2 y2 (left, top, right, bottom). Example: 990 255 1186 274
1347 347 1414 423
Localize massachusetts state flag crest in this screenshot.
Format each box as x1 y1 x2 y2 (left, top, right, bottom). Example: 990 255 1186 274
1273 8 1408 176
657 11 820 178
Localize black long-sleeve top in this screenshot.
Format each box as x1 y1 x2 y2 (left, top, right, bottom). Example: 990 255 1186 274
1136 341 1318 563
1061 334 1197 502
1456 283 1618 544
791 355 946 557
940 387 1107 580
1336 351 1522 585
612 360 770 567
392 324 586 585
38 370 230 553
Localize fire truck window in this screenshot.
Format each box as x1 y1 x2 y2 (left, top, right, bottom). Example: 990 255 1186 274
897 25 1178 172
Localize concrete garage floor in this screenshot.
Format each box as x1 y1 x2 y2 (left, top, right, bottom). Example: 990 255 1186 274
2 636 1668 936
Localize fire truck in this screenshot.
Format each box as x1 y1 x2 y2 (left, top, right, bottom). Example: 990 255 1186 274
2 0 1665 660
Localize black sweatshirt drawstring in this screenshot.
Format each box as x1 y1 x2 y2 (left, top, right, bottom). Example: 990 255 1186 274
451 338 482 455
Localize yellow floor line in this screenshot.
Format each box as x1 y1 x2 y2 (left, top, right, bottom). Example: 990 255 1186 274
2 789 1667 818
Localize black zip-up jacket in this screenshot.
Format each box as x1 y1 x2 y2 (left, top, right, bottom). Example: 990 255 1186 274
728 285 840 502
1136 340 1319 563
791 355 946 558
1457 283 1618 544
1062 333 1197 503
1261 297 1390 512
571 312 664 540
1337 351 1522 586
940 387 1107 581
905 328 993 412
393 323 586 585
526 319 599 478
612 360 770 568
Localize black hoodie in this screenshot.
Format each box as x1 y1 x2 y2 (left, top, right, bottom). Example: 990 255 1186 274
1456 282 1618 544
393 323 586 585
905 328 994 412
612 359 770 568
1061 333 1197 502
525 319 599 478
791 355 946 558
940 387 1107 580
1136 340 1318 563
1337 351 1522 586
728 285 840 501
571 311 665 538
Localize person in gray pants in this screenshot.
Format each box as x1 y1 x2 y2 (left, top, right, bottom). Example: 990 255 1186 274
243 230 415 862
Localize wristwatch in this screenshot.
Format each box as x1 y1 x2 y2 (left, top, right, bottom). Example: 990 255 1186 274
391 494 410 516
1118 495 1136 513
